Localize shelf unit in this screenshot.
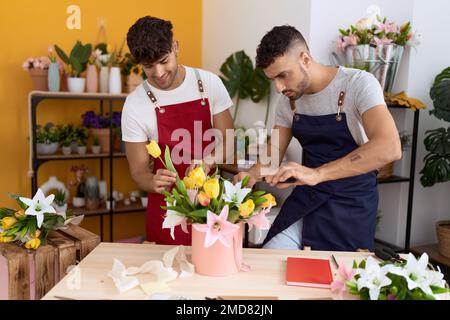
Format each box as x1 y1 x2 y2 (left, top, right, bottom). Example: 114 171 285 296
29 91 145 242
219 103 421 252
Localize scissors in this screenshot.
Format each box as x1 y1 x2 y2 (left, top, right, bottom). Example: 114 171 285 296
374 247 406 264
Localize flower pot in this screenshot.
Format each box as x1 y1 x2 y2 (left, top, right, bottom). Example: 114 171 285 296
436 221 450 258
90 128 113 153
140 196 148 208
70 141 78 153
67 77 85 93
99 66 109 93
28 68 48 91
47 62 60 92
77 145 87 155
37 142 59 155
86 64 98 93
191 222 244 276
91 145 101 154
344 44 404 93
126 73 143 93
62 146 72 155
72 197 85 208
109 67 122 94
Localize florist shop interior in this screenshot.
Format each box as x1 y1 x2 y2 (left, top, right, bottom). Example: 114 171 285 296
0 0 450 301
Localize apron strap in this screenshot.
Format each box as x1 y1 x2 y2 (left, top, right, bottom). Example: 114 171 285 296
194 68 207 106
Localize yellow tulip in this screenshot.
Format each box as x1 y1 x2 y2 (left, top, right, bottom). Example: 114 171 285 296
239 199 255 218
189 167 206 188
106 44 113 53
1 216 17 230
14 210 25 219
203 179 220 199
261 193 277 208
183 176 197 189
197 192 211 207
0 233 14 243
25 237 41 250
146 140 161 159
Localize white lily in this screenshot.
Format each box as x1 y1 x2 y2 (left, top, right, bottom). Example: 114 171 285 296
388 253 435 295
222 180 252 205
356 256 392 300
19 189 56 228
162 201 188 240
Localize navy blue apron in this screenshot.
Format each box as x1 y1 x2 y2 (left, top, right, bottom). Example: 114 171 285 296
263 91 379 251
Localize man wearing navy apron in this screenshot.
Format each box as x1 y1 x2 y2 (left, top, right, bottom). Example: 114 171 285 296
122 16 234 245
234 25 401 251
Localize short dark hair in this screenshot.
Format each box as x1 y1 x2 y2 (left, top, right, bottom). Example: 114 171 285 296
256 25 309 69
127 16 174 65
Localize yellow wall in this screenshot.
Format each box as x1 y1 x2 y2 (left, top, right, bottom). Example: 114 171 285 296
0 0 202 240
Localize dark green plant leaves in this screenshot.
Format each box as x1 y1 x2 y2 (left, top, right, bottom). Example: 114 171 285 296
219 50 254 100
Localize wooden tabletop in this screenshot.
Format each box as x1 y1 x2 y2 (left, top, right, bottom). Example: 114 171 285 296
42 242 377 300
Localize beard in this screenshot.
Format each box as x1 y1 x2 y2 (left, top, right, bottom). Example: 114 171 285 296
283 65 310 101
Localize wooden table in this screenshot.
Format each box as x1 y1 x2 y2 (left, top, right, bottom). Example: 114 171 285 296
42 243 376 300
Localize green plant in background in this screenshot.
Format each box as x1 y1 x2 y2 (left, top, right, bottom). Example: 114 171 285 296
54 190 67 207
36 123 60 144
219 50 271 125
120 53 146 79
420 66 450 187
59 124 78 147
93 134 100 146
55 41 92 77
76 126 89 146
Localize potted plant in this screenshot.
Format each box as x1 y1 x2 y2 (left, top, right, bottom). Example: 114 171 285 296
72 181 86 208
82 111 121 153
76 139 87 155
91 134 101 154
219 50 270 125
109 43 125 94
120 53 145 93
419 66 450 258
53 189 68 213
59 124 78 155
22 56 51 91
139 190 148 208
55 41 92 93
36 123 60 154
76 126 88 155
95 42 112 93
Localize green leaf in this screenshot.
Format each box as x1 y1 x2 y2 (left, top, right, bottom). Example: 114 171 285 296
430 285 450 294
249 67 270 103
227 210 240 223
253 197 268 206
358 260 366 269
176 178 187 197
241 175 250 188
164 145 177 174
54 45 70 64
251 191 266 197
430 79 450 122
219 50 254 100
70 56 83 77
187 208 207 218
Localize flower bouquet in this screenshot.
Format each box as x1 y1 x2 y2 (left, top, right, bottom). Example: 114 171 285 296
331 253 450 300
334 5 420 93
146 141 276 276
0 189 83 250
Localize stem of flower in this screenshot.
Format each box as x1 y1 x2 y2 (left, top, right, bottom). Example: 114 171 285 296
158 156 168 170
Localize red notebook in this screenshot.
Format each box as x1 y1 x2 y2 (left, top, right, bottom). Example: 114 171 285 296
285 257 333 289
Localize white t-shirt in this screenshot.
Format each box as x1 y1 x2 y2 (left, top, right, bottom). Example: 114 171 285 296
275 67 386 146
122 66 233 143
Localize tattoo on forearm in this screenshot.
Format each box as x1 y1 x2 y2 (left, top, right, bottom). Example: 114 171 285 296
350 154 362 162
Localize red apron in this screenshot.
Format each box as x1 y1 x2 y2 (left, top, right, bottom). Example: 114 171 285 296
143 68 213 245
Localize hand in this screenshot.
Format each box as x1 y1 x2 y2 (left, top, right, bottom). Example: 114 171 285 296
152 169 177 194
264 162 322 189
232 170 258 188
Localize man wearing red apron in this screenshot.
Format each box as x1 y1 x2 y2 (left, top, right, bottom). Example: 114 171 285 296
122 16 234 245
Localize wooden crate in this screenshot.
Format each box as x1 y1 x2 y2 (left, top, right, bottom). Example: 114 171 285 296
0 225 100 300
